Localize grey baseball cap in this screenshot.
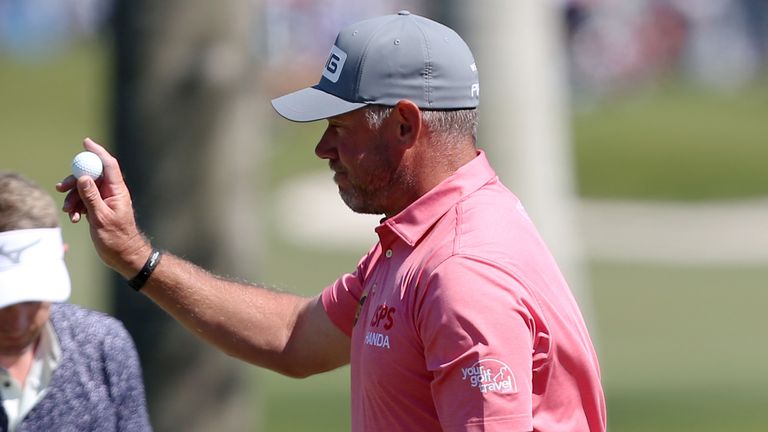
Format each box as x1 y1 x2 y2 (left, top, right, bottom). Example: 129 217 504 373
271 11 480 122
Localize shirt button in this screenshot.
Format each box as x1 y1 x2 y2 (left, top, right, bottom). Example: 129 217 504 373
385 249 393 258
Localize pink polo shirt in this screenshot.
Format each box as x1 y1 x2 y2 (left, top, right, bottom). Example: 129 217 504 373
321 151 606 432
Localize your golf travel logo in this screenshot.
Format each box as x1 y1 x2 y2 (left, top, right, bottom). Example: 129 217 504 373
461 359 518 394
322 45 347 83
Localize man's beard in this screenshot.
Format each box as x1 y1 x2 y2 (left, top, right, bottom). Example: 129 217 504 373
337 156 413 216
339 184 384 215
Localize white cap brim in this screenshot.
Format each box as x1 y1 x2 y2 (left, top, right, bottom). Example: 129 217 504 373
0 228 71 309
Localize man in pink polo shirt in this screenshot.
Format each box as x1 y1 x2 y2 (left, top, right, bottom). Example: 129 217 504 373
59 11 606 431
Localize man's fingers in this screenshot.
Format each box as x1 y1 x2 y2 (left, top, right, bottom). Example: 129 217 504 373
62 188 83 213
69 210 82 223
76 176 109 221
57 175 81 213
82 138 125 191
56 174 77 192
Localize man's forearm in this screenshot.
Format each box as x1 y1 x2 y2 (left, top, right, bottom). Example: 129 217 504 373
132 251 319 376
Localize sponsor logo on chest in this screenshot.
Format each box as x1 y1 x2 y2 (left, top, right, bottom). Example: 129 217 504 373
364 303 396 350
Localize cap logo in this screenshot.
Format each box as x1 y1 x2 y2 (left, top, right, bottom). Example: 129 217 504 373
0 239 40 265
322 45 347 83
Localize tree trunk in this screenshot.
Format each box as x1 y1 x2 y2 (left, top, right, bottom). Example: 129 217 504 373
111 0 266 430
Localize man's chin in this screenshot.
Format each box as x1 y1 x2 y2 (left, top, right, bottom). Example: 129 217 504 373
339 191 383 216
351 207 384 216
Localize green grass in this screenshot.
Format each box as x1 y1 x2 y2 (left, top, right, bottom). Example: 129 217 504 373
607 387 768 432
256 367 351 432
591 263 768 431
594 264 768 388
3 40 768 432
573 82 768 200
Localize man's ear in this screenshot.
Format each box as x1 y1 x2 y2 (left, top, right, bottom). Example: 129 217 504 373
393 100 422 145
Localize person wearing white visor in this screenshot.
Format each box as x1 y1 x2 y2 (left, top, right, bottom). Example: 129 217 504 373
0 172 152 432
0 228 71 310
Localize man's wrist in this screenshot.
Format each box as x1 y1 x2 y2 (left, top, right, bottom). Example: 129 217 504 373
111 236 154 280
127 249 163 291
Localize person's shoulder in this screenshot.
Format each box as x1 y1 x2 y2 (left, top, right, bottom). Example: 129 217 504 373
50 303 129 338
51 302 116 321
464 177 519 210
50 303 139 362
459 182 531 234
448 181 551 264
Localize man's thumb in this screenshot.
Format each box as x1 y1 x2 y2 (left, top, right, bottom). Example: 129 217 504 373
77 176 104 214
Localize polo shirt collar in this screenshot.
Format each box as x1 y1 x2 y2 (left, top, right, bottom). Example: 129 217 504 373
40 320 62 378
377 150 496 246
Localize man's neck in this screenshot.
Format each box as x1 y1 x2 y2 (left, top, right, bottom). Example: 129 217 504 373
0 342 37 386
415 140 478 194
383 140 477 218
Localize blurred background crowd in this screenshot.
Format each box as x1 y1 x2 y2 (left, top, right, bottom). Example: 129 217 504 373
1 0 766 95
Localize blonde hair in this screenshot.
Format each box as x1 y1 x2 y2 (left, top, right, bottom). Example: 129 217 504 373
0 172 60 231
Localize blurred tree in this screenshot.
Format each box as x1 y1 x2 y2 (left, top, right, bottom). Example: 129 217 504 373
111 0 266 430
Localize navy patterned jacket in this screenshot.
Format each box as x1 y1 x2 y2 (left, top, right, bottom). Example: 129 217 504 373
1 303 152 431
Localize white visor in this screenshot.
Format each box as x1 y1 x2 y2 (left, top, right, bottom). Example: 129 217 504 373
0 228 71 309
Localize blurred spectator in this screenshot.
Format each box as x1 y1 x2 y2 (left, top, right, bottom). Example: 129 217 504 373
562 0 596 41
263 0 423 66
739 0 768 70
0 0 112 56
567 1 687 96
672 0 759 88
564 0 765 99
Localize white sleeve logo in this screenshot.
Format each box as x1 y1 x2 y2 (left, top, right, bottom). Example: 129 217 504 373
322 45 347 83
461 359 518 394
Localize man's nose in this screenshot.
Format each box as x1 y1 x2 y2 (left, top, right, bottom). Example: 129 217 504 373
314 130 337 160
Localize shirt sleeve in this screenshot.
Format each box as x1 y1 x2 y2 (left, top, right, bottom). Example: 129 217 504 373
321 250 375 337
416 254 540 432
101 319 153 432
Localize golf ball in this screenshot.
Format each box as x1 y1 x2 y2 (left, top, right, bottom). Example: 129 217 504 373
71 151 103 179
